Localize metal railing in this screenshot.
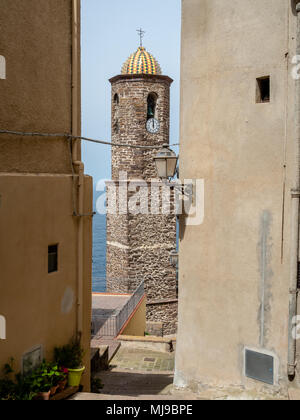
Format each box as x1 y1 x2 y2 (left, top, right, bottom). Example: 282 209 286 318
92 281 145 338
115 281 145 335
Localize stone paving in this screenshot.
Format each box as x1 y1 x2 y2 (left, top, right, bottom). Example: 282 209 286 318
78 346 290 400
88 347 176 398
110 347 175 373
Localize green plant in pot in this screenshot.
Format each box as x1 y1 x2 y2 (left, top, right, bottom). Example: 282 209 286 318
24 361 64 400
25 362 53 400
54 337 85 387
0 359 18 401
46 363 67 396
0 359 38 401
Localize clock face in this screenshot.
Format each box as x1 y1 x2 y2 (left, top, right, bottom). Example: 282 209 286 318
146 118 160 134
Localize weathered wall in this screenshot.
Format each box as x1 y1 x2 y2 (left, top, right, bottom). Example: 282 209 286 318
147 300 178 337
0 0 76 173
0 174 92 385
0 0 92 392
175 0 297 392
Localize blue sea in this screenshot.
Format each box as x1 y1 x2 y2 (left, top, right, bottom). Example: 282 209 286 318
92 214 107 293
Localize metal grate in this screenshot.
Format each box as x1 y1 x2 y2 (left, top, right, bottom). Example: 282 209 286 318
245 349 274 385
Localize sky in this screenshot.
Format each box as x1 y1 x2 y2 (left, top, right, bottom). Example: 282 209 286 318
81 0 182 186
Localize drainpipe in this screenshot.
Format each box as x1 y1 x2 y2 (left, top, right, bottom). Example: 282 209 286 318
74 161 84 336
72 0 80 162
72 0 84 336
288 2 300 378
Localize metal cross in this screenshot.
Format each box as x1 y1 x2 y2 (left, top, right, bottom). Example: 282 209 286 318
137 28 146 47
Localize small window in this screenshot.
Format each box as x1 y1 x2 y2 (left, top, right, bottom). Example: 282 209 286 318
48 244 58 273
256 76 270 103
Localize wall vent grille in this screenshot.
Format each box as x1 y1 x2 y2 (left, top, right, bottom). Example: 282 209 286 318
245 349 274 385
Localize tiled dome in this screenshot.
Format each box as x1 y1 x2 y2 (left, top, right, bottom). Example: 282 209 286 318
121 47 162 75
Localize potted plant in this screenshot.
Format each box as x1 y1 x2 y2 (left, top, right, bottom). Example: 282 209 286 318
54 337 85 387
0 359 17 401
28 362 54 400
57 367 68 392
0 358 67 400
48 364 67 396
24 361 64 400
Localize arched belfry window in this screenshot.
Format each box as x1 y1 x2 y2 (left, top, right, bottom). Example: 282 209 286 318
147 93 158 120
114 93 119 105
0 56 6 80
113 93 120 134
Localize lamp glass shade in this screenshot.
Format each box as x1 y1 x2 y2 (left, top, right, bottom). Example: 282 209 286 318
154 145 178 179
166 156 178 178
155 157 167 179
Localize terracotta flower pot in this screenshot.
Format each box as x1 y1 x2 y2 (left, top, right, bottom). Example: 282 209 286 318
35 390 51 400
57 379 67 392
50 385 59 396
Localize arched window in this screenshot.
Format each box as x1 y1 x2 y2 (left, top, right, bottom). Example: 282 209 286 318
0 315 6 340
147 93 158 120
0 56 6 80
113 94 120 134
114 93 119 105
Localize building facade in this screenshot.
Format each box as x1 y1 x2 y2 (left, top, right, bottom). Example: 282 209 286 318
0 0 92 391
175 0 300 394
106 46 178 335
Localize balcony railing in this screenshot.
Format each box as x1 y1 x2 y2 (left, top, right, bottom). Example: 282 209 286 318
92 281 145 338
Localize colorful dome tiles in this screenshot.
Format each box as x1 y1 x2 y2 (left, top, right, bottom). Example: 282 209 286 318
121 47 162 75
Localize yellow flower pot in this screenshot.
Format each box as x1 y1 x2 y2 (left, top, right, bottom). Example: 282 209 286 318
67 366 85 387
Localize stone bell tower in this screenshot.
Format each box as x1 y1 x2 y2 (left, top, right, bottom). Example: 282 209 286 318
106 43 177 335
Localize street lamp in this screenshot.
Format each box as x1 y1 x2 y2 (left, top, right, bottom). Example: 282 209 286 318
154 144 178 181
154 144 193 198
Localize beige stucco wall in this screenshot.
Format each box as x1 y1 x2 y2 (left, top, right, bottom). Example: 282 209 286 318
121 296 147 337
0 175 92 389
0 0 92 391
175 0 298 392
0 0 78 174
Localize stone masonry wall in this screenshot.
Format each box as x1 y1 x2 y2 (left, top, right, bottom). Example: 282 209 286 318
147 301 178 336
106 74 177 334
110 75 172 180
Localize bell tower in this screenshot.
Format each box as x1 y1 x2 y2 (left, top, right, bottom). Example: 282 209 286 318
106 43 177 335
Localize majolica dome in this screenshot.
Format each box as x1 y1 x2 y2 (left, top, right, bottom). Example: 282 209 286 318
121 46 162 75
